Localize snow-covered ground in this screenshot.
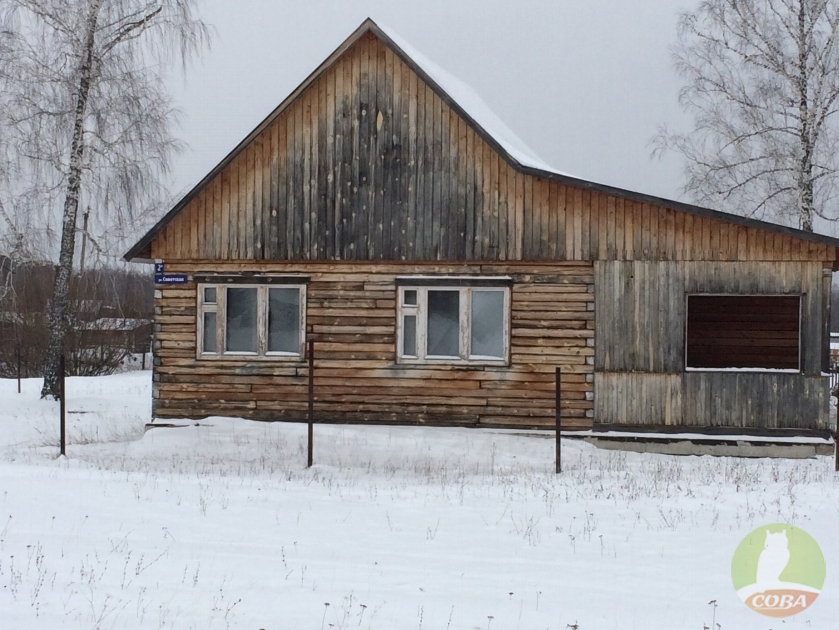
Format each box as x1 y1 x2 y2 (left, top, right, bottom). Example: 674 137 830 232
0 373 836 629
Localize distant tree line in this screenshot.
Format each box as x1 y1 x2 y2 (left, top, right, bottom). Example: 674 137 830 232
0 259 153 378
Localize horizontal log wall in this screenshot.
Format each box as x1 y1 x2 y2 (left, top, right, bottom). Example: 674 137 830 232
148 33 835 266
152 261 594 429
594 260 830 429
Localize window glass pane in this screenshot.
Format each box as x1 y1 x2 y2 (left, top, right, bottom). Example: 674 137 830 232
203 311 217 353
402 315 417 357
403 289 417 306
471 290 505 358
427 290 460 356
268 288 300 353
226 288 258 352
203 287 217 304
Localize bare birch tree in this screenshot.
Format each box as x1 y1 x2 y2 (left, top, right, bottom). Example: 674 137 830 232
0 0 209 398
654 0 839 231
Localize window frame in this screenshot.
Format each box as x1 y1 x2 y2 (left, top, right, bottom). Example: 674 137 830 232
396 281 511 366
684 293 802 373
196 282 307 360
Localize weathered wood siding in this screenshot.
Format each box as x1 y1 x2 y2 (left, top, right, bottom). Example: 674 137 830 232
594 261 831 429
594 372 829 430
152 261 595 429
148 33 834 266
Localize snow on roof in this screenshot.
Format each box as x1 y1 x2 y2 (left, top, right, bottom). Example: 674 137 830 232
377 22 574 177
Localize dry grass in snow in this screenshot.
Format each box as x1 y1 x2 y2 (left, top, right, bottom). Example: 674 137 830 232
0 372 837 629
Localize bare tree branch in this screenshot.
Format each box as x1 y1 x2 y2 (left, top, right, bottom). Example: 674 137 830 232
655 0 839 231
0 0 210 398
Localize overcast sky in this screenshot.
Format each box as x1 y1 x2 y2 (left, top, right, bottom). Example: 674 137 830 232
164 0 697 208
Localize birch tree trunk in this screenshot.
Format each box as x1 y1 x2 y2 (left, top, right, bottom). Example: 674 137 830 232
0 0 209 398
40 1 104 399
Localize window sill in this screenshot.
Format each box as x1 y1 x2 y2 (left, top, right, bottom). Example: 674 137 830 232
684 367 801 374
397 357 509 367
198 353 304 362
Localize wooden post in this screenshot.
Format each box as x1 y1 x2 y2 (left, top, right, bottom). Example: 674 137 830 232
307 339 314 468
141 351 146 370
556 366 561 474
59 353 66 457
16 347 21 394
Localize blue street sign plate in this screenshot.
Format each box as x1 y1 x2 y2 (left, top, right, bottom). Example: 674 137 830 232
154 274 188 285
154 262 165 274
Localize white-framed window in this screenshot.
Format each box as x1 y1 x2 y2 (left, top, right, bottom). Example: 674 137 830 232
396 279 511 365
197 282 306 359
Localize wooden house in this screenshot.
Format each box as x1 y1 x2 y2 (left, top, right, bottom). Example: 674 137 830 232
125 19 839 434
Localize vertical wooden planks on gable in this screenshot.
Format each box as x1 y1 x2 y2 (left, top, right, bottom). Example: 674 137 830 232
595 193 607 261
346 48 360 260
453 117 469 260
220 169 231 261
488 148 500 259
423 82 436 259
508 167 520 260
305 83 316 259
614 197 625 261
189 191 199 259
269 120 282 260
464 126 475 259
431 88 443 259
317 65 330 260
554 183 566 261
635 203 657 260
357 37 372 259
547 182 558 259
406 60 418 260
238 147 249 260
330 60 342 260
446 102 464 260
255 135 265 259
622 200 633 261
589 191 601 261
292 97 304 259
439 87 452 260
497 153 509 261
398 53 412 260
377 41 390 261
474 137 486 259
605 194 616 260
480 140 492 260
415 75 428 259
538 178 550 259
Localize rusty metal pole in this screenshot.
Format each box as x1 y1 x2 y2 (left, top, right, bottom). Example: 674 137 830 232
307 339 314 468
59 353 66 457
17 347 21 394
833 392 839 472
556 367 561 474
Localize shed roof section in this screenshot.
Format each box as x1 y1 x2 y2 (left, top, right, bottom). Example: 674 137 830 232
125 18 839 264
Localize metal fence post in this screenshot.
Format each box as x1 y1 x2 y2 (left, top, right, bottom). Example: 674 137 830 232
556 366 561 474
834 430 838 473
17 347 21 394
59 353 66 457
307 339 314 468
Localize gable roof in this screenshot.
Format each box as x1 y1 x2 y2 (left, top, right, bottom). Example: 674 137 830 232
124 18 839 262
